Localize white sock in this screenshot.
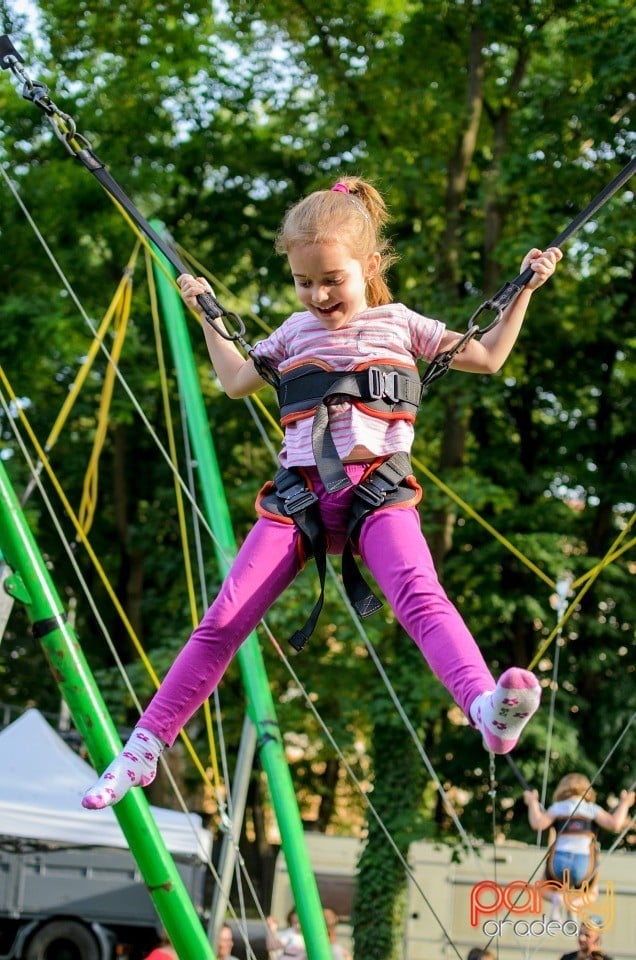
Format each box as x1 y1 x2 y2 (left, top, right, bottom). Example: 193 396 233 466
82 727 164 810
470 667 541 754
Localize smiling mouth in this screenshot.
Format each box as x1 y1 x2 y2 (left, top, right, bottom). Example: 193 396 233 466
314 302 341 315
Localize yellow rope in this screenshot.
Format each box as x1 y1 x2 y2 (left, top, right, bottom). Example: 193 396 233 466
78 259 134 534
411 454 556 590
570 513 635 591
0 364 214 793
529 511 636 670
44 245 141 452
145 248 223 798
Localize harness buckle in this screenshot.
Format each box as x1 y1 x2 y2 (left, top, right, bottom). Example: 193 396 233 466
355 478 387 508
368 366 399 403
281 486 319 516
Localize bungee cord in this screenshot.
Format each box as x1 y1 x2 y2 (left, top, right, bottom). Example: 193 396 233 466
0 32 280 390
2 27 635 960
537 574 573 839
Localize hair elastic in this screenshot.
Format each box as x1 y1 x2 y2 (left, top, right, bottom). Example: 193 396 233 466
331 181 370 222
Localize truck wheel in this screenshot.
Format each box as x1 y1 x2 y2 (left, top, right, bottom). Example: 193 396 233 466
24 920 101 960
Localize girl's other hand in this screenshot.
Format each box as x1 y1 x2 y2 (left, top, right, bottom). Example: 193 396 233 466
521 247 563 289
177 273 214 312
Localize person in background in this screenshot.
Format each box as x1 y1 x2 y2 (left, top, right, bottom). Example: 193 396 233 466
323 907 351 960
466 949 495 960
524 773 634 918
266 908 306 959
559 923 612 960
216 923 240 960
144 932 178 960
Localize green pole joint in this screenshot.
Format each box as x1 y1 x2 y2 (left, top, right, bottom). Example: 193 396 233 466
3 570 31 603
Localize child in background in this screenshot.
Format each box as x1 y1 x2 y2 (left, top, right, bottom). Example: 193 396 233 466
83 176 561 811
524 772 635 918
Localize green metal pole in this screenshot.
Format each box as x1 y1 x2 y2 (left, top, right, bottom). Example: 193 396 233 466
0 459 214 960
150 225 332 960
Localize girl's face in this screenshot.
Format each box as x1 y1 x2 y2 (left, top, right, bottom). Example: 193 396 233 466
288 241 380 330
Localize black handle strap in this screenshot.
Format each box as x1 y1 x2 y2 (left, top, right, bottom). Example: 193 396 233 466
421 156 636 389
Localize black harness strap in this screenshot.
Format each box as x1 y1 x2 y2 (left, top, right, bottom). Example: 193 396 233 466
546 817 599 887
340 452 414 619
0 35 280 390
259 468 327 652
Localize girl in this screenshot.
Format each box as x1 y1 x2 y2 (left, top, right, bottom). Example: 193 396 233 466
83 177 562 810
524 772 635 917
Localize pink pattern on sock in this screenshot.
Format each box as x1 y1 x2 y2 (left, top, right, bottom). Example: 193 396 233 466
470 667 541 755
81 728 162 810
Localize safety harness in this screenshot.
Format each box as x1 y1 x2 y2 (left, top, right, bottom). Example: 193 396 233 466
545 817 600 887
257 453 421 651
255 359 424 650
278 359 422 492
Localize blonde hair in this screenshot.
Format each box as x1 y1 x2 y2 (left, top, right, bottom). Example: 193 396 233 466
274 176 397 307
553 772 596 803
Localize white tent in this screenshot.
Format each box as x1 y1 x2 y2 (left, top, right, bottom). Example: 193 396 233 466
0 708 212 860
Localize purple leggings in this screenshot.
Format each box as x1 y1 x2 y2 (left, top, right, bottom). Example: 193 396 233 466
141 464 495 745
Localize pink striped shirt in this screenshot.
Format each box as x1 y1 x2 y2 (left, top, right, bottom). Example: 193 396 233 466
252 303 445 467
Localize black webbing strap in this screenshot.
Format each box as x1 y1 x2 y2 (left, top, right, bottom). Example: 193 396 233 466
267 454 416 648
267 468 327 652
265 463 408 650
304 366 420 493
340 452 414 618
32 612 67 639
421 155 636 389
0 37 281 389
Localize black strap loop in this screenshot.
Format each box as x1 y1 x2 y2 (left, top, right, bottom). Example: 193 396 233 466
32 612 67 639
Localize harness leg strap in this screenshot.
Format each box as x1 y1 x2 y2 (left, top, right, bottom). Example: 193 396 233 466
266 468 328 652
341 545 383 618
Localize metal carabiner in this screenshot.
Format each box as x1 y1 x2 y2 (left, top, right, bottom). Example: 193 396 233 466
203 309 246 341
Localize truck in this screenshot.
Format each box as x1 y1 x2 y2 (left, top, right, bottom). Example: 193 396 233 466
0 708 212 960
0 844 208 960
